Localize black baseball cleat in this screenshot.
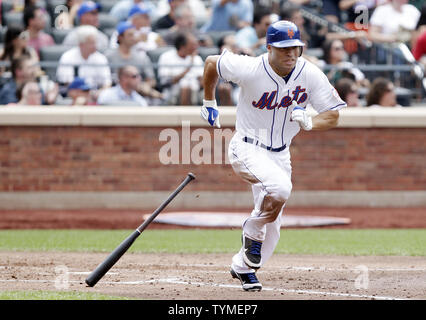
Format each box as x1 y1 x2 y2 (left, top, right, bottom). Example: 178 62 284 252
230 268 262 292
242 235 262 269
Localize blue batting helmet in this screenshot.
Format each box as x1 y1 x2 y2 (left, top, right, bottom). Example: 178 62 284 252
266 20 305 48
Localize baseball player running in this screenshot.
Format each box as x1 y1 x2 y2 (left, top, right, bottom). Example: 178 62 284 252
201 20 346 291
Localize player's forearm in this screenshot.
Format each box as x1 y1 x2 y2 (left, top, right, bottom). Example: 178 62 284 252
311 110 339 130
203 55 220 100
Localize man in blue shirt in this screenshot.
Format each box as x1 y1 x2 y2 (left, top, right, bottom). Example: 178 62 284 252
97 65 148 106
201 0 253 32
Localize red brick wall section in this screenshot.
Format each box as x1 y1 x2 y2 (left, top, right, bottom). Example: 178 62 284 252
0 126 424 191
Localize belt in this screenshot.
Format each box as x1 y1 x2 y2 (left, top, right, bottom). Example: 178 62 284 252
242 137 286 152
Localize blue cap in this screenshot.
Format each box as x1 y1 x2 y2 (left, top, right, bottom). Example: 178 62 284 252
68 77 91 91
77 1 101 19
267 20 305 48
128 4 151 18
117 21 135 36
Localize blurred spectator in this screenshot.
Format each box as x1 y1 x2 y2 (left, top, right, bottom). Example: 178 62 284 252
235 8 271 55
0 56 36 104
155 0 208 24
335 78 361 107
109 5 166 51
157 32 204 105
366 77 400 107
56 25 112 89
97 65 148 106
23 6 54 57
411 3 426 49
322 0 341 23
161 4 213 47
16 81 42 105
321 39 368 87
369 0 421 44
0 26 39 75
154 0 186 30
55 0 84 30
104 21 161 100
412 30 426 67
200 0 254 32
67 77 93 105
62 1 109 52
110 0 158 22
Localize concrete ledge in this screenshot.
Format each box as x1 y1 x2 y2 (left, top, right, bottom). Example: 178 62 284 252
0 191 424 209
0 106 425 127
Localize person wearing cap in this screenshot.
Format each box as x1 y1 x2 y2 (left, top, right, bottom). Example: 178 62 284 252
67 77 93 105
104 21 162 102
109 4 165 51
97 65 149 106
57 25 112 90
109 0 158 22
62 1 109 52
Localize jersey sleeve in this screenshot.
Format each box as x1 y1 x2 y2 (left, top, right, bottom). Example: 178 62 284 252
216 49 256 85
306 63 347 113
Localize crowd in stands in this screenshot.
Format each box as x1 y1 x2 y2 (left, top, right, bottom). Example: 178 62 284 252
0 0 424 107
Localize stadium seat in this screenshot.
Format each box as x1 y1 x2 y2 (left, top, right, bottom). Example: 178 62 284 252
51 28 70 44
0 26 7 43
146 46 174 65
102 27 116 39
206 30 235 47
3 12 23 29
98 0 116 13
98 13 118 31
197 46 219 61
39 44 69 80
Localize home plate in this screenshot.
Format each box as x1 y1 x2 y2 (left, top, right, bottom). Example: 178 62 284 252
144 212 350 228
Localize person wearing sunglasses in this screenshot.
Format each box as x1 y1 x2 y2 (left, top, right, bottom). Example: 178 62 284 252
97 65 148 106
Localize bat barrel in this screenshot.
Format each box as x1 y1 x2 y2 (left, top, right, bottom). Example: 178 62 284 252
85 230 141 287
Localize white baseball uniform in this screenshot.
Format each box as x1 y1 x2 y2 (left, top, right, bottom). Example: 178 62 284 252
217 49 347 273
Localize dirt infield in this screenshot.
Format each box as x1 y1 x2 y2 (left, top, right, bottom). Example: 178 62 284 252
0 251 425 300
1 207 425 300
1 207 425 229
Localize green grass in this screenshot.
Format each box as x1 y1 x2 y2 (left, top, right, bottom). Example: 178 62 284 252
0 291 132 300
0 229 425 256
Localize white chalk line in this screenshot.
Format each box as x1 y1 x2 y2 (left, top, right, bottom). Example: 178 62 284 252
0 276 409 301
172 264 426 272
115 277 410 301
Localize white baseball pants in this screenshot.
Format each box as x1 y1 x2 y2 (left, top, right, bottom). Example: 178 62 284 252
228 132 292 274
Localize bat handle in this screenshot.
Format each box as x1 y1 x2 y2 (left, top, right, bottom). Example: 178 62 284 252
136 173 196 233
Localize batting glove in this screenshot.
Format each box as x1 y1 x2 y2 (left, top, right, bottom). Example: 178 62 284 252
290 102 312 131
201 99 221 128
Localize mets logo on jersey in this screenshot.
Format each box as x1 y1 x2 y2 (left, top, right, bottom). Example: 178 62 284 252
252 86 308 110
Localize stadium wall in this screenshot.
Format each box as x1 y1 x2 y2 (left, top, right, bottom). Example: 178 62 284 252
0 106 425 209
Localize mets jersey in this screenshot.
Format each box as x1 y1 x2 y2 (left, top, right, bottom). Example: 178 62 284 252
217 50 347 149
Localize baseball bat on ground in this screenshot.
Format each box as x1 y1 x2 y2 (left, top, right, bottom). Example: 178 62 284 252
85 173 196 287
